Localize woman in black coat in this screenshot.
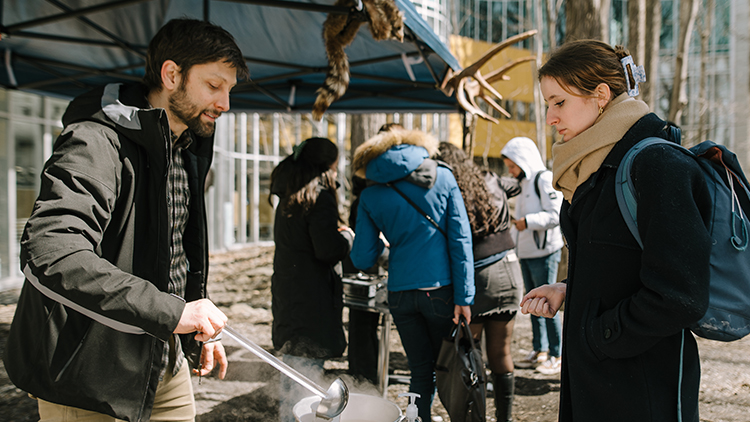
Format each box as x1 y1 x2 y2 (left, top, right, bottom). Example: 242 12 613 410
269 137 353 421
521 40 712 422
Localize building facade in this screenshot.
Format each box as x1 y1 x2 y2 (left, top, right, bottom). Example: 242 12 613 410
451 0 750 168
0 90 67 289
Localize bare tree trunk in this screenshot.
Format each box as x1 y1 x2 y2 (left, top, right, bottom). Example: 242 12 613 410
628 0 647 67
350 114 386 161
535 0 546 161
534 0 564 164
565 0 603 41
462 112 477 156
546 0 564 50
641 0 661 110
668 0 701 124
697 0 715 146
600 0 612 42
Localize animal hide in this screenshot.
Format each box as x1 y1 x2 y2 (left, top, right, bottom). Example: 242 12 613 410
312 0 405 120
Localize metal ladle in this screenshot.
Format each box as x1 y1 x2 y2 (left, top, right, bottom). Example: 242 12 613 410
222 325 349 419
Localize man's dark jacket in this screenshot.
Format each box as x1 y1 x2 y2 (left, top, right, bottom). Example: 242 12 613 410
3 83 213 421
558 113 712 422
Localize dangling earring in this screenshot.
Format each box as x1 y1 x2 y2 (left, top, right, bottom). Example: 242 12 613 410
599 106 604 115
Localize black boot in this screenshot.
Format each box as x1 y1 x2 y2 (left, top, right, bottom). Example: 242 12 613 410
493 372 514 422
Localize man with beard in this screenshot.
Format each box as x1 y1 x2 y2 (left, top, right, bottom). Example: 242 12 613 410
3 19 249 422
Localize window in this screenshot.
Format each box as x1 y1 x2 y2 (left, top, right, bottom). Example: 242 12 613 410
491 2 505 43
0 89 66 281
479 0 489 41
515 101 527 121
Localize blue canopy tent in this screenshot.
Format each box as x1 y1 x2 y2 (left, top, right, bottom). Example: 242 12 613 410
0 0 462 114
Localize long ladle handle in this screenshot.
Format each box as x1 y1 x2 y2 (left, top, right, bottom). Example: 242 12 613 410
222 325 328 397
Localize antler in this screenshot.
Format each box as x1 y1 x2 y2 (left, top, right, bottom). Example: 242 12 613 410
484 56 536 84
445 30 537 87
443 30 538 122
457 77 499 124
474 56 536 118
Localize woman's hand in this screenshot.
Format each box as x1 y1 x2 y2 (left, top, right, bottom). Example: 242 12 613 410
520 283 567 318
378 232 390 247
453 305 472 325
337 226 353 234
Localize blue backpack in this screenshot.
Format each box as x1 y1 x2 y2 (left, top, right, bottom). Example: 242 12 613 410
615 136 750 342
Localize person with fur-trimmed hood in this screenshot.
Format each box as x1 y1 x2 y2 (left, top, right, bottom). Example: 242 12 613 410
350 128 474 422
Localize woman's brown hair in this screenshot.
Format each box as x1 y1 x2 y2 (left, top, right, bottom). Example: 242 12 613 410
436 142 501 237
269 137 339 217
538 39 633 98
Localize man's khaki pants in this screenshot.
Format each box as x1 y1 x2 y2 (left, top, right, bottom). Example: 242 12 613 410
37 362 196 422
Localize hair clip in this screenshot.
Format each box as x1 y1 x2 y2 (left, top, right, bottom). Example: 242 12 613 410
292 140 308 161
621 55 647 97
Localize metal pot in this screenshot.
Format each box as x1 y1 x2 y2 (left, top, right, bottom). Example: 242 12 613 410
293 393 402 422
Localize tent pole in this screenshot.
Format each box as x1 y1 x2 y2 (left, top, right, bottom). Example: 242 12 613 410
222 0 349 15
45 0 145 59
406 27 439 84
4 0 149 33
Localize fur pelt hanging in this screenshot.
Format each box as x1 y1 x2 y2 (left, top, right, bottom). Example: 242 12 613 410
312 0 405 120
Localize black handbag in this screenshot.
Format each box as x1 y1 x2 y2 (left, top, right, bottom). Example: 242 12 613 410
435 315 486 422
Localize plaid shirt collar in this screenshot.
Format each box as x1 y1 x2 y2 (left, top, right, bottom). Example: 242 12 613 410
144 99 194 150
171 129 194 150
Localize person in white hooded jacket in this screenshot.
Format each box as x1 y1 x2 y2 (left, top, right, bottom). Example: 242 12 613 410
501 136 564 374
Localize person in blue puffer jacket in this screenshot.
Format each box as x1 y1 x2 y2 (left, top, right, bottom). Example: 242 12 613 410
350 128 474 421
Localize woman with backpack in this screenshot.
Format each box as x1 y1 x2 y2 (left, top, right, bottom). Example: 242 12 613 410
520 40 712 422
500 137 564 375
435 142 523 422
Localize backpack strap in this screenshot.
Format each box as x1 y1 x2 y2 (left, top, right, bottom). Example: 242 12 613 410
666 122 682 145
532 170 551 249
677 329 686 422
533 170 549 198
386 182 447 238
616 138 693 422
615 137 687 249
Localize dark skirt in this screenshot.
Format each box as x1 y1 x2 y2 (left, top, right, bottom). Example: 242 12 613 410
472 251 523 317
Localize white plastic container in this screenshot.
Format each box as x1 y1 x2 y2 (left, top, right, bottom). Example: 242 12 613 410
293 393 402 422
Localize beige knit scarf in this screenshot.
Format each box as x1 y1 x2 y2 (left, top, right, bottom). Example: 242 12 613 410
551 93 650 202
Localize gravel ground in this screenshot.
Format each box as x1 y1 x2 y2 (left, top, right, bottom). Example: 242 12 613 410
1 245 748 421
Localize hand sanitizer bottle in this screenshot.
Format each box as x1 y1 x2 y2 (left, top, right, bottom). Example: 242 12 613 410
398 392 421 422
